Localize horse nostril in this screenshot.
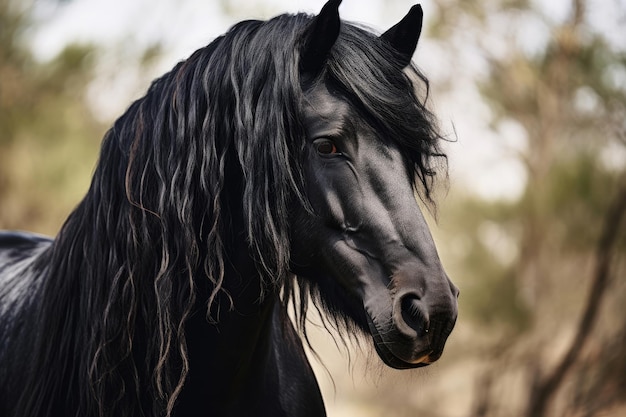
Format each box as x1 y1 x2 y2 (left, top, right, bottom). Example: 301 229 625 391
399 294 430 338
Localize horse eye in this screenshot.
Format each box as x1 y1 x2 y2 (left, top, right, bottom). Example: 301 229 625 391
314 139 338 155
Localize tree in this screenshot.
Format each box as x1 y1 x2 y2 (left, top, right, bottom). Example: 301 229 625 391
429 0 626 415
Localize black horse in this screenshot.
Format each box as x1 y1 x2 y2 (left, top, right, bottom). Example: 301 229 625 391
0 1 458 416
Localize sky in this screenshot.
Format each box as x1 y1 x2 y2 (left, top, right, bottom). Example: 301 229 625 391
26 0 625 202
31 0 396 63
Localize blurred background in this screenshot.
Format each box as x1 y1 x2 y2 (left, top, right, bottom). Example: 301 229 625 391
1 0 625 416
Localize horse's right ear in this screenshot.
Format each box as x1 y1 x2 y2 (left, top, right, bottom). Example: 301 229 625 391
300 0 342 75
380 4 423 67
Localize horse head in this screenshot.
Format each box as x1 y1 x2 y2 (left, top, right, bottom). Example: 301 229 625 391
290 0 458 369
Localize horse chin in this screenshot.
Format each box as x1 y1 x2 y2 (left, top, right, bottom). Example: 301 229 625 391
365 313 434 370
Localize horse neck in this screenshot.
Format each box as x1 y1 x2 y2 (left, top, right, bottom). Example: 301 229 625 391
179 246 283 413
184 257 327 417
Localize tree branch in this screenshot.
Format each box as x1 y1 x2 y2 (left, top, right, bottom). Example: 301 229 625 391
526 180 626 417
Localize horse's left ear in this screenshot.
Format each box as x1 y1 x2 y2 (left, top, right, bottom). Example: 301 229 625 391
300 0 342 74
380 4 423 67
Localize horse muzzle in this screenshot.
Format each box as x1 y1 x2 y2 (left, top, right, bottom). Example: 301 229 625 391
364 267 459 369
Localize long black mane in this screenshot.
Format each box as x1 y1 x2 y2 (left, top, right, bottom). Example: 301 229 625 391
3 11 445 417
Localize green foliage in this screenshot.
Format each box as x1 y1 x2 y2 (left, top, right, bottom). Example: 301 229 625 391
0 0 105 234
442 194 532 332
535 152 623 251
